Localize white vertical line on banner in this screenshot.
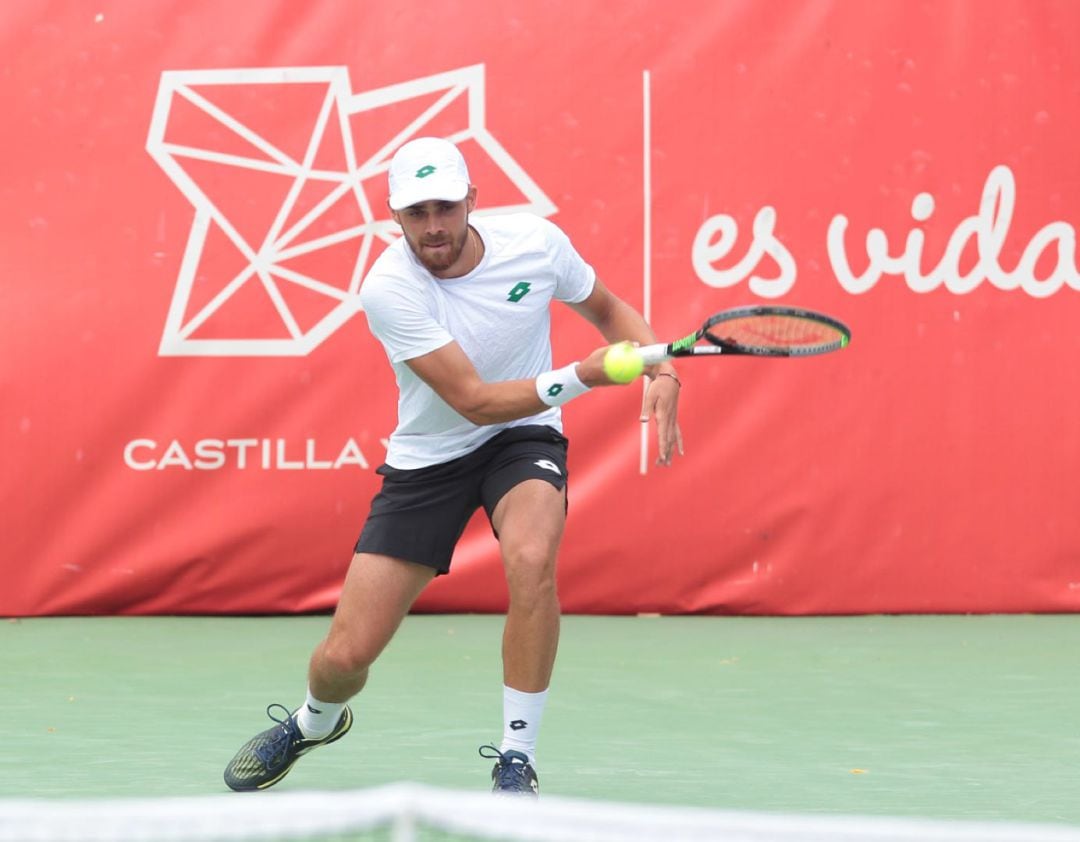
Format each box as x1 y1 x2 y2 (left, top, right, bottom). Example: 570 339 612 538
640 69 652 475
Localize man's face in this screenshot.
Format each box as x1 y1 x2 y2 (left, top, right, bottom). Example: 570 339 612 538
392 188 477 278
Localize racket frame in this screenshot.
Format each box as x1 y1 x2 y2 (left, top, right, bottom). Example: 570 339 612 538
638 305 851 365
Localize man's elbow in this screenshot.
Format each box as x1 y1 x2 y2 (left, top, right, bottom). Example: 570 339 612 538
453 390 502 427
457 404 489 426
461 407 505 426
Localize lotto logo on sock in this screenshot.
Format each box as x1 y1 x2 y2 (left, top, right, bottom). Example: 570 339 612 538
509 719 528 731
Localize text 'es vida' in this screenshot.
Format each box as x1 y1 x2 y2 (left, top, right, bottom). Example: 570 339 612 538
691 165 1077 298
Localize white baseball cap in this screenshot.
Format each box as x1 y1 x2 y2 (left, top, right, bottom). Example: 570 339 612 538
387 137 471 211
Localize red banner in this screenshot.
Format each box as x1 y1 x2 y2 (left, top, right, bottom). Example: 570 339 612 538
4 1 1079 615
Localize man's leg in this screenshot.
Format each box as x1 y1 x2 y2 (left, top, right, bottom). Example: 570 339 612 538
483 479 564 795
224 552 434 791
491 480 565 693
308 552 436 703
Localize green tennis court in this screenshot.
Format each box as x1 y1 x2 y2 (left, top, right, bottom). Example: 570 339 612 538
3 614 1078 827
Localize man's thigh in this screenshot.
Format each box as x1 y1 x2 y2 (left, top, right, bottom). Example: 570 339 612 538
327 552 436 655
480 426 569 538
489 480 567 580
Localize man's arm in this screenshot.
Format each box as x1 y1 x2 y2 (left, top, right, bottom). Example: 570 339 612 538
568 279 676 379
404 278 682 464
404 341 556 426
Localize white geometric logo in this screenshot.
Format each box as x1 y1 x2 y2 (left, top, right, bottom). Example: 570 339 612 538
533 459 562 476
146 65 556 356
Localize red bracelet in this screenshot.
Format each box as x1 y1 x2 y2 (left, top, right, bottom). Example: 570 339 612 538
656 372 681 387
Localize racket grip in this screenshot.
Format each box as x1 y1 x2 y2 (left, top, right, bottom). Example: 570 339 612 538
636 343 671 365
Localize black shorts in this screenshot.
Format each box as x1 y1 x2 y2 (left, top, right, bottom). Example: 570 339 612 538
354 425 569 574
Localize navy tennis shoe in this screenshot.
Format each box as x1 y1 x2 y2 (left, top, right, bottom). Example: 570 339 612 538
224 703 352 791
479 745 539 797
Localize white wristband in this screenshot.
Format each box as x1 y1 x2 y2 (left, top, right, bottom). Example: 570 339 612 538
535 362 591 407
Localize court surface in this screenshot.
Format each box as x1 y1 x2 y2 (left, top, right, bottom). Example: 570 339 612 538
2 614 1078 826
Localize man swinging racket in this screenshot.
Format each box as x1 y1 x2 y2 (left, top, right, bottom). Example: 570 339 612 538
224 136 682 796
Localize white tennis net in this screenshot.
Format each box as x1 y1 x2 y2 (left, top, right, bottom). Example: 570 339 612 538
3 784 1080 842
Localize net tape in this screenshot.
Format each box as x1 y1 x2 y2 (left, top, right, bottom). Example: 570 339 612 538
3 783 1079 842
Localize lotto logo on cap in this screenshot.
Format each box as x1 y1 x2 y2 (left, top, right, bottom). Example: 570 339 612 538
388 137 471 210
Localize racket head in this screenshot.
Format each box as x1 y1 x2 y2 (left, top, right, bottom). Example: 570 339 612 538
701 306 851 356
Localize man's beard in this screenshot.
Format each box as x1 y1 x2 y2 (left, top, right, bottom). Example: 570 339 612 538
410 226 468 274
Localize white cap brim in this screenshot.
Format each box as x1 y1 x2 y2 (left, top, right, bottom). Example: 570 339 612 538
388 178 469 211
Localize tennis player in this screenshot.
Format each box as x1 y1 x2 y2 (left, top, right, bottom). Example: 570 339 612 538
224 137 682 796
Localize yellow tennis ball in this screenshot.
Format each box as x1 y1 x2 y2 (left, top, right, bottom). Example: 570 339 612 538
603 342 644 384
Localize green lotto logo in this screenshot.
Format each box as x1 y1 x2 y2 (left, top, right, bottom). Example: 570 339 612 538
415 164 436 178
507 282 532 302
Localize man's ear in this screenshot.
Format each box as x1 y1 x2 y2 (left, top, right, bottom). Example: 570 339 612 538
465 186 478 213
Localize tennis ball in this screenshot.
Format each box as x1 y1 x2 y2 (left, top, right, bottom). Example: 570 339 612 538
603 342 644 384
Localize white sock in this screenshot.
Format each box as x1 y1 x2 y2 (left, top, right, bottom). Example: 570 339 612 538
296 689 346 739
500 685 548 764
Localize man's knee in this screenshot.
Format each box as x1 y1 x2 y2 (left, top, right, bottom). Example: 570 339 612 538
504 540 559 595
318 634 379 678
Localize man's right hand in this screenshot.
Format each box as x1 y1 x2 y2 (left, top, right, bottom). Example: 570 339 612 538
577 344 631 387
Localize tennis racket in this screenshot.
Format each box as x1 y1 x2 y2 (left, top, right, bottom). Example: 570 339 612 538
637 305 851 364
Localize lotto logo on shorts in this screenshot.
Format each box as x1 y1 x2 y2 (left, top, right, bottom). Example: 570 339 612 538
533 460 561 475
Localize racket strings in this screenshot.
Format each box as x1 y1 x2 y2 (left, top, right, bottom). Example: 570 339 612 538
706 315 847 352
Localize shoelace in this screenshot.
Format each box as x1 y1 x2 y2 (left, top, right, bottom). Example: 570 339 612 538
253 703 301 767
478 744 534 792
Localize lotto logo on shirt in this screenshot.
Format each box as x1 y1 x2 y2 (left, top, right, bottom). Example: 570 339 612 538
507 282 532 302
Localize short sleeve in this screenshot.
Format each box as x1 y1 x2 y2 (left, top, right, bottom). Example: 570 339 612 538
542 219 596 304
360 274 453 364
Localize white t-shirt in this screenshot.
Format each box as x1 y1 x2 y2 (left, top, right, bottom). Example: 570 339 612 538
359 213 596 469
